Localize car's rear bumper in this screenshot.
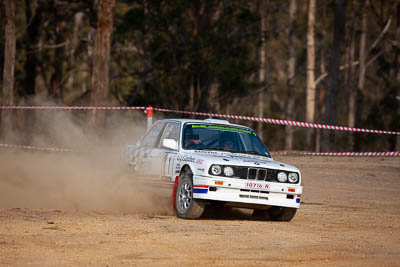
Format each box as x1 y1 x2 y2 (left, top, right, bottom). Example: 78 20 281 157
192 175 302 209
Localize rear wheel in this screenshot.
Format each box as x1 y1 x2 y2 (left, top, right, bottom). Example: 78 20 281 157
175 175 205 219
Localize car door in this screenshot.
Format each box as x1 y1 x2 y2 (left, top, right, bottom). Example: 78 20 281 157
135 121 166 175
147 122 180 178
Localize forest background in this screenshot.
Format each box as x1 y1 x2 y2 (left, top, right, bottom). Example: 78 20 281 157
0 0 399 152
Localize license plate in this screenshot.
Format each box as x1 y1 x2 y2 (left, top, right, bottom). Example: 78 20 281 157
245 181 270 190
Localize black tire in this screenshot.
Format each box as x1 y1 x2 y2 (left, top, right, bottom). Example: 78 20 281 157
268 206 297 222
253 207 297 222
175 174 205 219
252 209 270 220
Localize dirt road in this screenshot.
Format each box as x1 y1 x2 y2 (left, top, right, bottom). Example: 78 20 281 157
1 156 399 266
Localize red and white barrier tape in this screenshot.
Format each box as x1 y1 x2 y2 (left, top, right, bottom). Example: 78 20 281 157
1 143 399 156
153 108 400 135
0 106 146 110
270 151 400 157
0 105 399 135
0 143 73 152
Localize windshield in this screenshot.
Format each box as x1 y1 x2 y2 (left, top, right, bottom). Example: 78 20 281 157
182 124 271 158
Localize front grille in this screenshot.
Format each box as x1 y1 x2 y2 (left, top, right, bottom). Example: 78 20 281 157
248 168 257 179
232 166 293 183
247 168 267 180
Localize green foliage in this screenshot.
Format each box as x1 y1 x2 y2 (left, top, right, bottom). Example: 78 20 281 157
1 0 399 151
113 0 260 110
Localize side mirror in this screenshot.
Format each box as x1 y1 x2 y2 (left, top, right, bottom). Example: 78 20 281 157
162 139 178 150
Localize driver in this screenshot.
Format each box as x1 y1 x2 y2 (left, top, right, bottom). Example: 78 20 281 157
184 134 203 149
219 132 236 151
223 140 234 150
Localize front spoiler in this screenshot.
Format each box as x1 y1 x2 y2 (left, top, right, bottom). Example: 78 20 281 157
192 175 302 209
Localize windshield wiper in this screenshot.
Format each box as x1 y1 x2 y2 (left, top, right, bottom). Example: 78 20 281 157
194 148 270 157
194 147 241 153
195 147 227 151
232 150 271 158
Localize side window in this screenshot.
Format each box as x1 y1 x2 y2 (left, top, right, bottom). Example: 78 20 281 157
160 122 180 144
140 122 166 148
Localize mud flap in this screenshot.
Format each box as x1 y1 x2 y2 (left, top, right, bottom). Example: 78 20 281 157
170 176 179 209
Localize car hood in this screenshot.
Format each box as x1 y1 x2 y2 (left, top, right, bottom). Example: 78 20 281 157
184 150 300 173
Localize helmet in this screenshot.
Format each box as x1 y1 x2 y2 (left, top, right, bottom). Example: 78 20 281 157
219 131 236 149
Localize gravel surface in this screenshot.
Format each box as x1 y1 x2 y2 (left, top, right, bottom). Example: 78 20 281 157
1 156 399 266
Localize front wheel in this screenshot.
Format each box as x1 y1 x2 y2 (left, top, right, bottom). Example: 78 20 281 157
175 175 205 219
253 207 297 222
268 206 297 221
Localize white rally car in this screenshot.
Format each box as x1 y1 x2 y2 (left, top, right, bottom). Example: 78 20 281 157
124 118 302 221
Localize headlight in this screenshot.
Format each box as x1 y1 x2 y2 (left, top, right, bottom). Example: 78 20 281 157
211 165 222 175
223 166 234 177
288 173 299 183
277 172 288 182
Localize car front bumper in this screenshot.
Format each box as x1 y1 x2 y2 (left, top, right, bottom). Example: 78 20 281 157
192 175 302 209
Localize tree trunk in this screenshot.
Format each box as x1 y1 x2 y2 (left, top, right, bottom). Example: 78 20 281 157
22 0 41 143
256 0 267 139
305 0 316 150
321 0 347 152
346 0 363 150
207 82 220 114
23 0 40 100
316 50 327 152
354 7 367 151
347 25 356 147
285 0 297 151
66 12 84 91
189 74 195 112
1 0 16 142
49 21 66 104
90 0 117 129
396 3 400 151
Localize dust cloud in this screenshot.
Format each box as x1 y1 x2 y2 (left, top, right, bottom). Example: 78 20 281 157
0 104 172 214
